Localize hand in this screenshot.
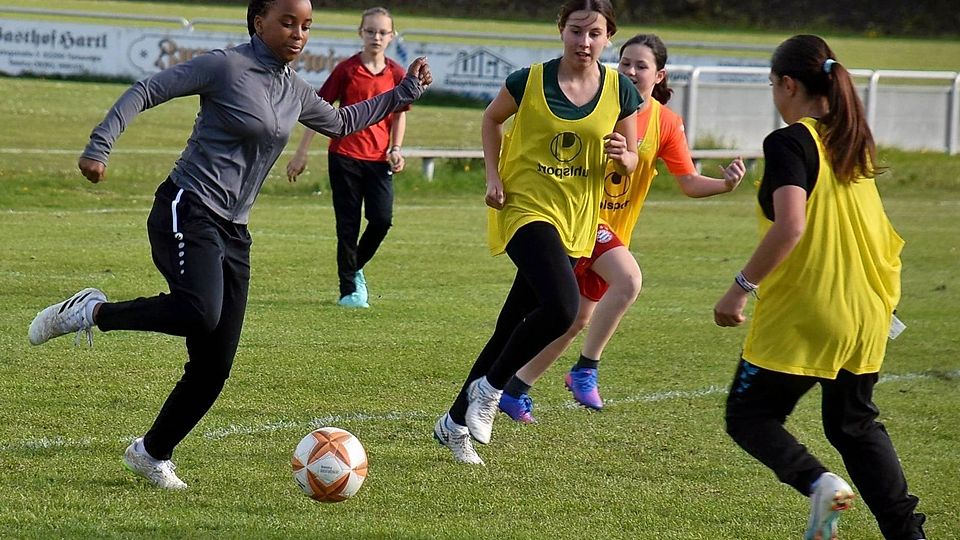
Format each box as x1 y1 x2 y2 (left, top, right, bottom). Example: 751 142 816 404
721 157 747 192
714 284 750 327
286 153 308 182
78 157 106 183
485 176 505 210
603 132 628 165
406 57 432 87
388 149 405 173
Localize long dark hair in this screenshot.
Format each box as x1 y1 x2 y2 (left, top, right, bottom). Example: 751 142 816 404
619 34 672 104
247 0 278 37
771 34 879 182
557 0 617 37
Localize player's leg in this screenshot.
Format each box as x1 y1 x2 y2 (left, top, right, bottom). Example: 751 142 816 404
329 154 366 305
564 229 639 409
821 370 926 540
356 159 393 278
500 295 596 423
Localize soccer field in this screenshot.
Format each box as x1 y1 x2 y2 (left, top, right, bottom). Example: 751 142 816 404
1 79 958 539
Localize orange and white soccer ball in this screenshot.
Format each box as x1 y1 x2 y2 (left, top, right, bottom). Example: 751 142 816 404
291 427 368 502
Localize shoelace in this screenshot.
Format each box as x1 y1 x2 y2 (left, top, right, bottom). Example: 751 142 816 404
477 394 499 422
571 370 598 392
74 323 94 347
519 395 534 414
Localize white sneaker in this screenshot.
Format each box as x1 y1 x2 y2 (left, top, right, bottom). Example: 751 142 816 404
122 437 188 490
28 288 106 347
465 376 502 444
805 472 855 540
433 414 484 465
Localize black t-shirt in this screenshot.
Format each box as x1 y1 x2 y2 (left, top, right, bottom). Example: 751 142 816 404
758 123 820 221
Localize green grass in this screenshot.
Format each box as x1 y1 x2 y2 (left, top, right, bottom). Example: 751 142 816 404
1 47 959 540
4 0 960 69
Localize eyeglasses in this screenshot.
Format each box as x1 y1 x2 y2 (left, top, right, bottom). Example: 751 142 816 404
361 28 394 38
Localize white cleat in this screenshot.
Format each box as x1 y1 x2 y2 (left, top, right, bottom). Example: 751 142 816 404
805 472 855 540
433 414 484 465
122 437 188 490
465 376 502 445
28 288 106 347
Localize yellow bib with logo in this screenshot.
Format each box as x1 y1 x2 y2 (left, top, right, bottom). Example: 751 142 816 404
743 118 904 378
599 99 661 248
488 62 622 257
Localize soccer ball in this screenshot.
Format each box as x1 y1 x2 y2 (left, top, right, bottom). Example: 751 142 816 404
291 427 368 502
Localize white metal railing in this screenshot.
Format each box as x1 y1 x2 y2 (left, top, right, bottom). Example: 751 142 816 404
668 65 960 155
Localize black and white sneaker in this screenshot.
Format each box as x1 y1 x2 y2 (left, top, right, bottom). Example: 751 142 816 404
28 288 106 347
433 413 484 465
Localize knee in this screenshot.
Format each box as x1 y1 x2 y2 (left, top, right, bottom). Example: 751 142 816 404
546 297 579 337
179 297 222 334
609 271 643 305
823 416 883 449
566 311 590 336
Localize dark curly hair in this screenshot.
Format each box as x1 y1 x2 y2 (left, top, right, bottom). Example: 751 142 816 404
247 0 279 37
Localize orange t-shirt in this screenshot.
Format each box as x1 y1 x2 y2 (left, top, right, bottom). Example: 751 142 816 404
640 101 696 177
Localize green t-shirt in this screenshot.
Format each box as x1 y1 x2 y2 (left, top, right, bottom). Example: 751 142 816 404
505 58 641 121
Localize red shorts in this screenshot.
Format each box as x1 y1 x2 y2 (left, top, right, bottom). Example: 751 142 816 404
574 224 624 302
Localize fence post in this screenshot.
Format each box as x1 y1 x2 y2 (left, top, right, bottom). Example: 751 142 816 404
866 71 880 132
685 68 702 148
950 74 960 155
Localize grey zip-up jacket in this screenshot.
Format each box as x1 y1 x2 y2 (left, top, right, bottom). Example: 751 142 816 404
82 35 424 224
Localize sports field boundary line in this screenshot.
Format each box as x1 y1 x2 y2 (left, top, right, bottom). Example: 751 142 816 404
2 369 956 454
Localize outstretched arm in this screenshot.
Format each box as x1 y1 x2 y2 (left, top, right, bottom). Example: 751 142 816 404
299 57 431 139
674 157 747 198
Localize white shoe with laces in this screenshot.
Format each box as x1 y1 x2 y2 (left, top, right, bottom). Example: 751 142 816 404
804 472 855 540
433 414 484 465
122 437 188 490
28 288 106 347
465 376 502 444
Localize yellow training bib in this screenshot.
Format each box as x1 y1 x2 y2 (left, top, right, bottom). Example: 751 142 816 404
599 99 661 247
488 62 622 257
743 118 904 378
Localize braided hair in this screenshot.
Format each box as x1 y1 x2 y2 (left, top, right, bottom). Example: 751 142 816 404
247 0 279 37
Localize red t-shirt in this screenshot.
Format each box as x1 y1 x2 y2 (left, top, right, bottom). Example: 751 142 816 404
319 54 410 161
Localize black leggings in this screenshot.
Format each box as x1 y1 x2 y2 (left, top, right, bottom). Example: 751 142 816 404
725 360 926 540
449 222 579 424
96 180 251 460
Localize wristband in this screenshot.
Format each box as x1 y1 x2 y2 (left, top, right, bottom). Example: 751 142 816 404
388 146 401 154
734 271 759 297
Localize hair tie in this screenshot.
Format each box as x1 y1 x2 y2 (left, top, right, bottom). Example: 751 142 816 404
823 59 837 74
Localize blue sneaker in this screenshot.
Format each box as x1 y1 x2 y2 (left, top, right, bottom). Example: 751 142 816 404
565 367 603 410
499 393 536 424
354 269 368 304
337 292 369 309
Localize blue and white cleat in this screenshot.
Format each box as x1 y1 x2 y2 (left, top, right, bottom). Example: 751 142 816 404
804 472 855 540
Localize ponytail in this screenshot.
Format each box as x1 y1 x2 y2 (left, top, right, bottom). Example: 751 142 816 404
771 35 880 183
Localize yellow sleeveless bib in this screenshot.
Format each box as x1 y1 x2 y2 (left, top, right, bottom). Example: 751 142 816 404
488 62 622 257
743 118 904 378
599 99 661 247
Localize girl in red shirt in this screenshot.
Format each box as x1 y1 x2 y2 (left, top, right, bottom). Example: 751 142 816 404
286 7 409 308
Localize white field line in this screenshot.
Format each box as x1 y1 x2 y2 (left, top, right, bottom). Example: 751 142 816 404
2 370 956 454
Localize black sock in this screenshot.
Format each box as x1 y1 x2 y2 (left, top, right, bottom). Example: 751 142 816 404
503 376 532 398
574 354 599 370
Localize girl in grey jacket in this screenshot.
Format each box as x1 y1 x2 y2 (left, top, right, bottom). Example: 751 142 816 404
27 0 432 489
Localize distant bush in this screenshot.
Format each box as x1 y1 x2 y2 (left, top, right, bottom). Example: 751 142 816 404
134 0 960 37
